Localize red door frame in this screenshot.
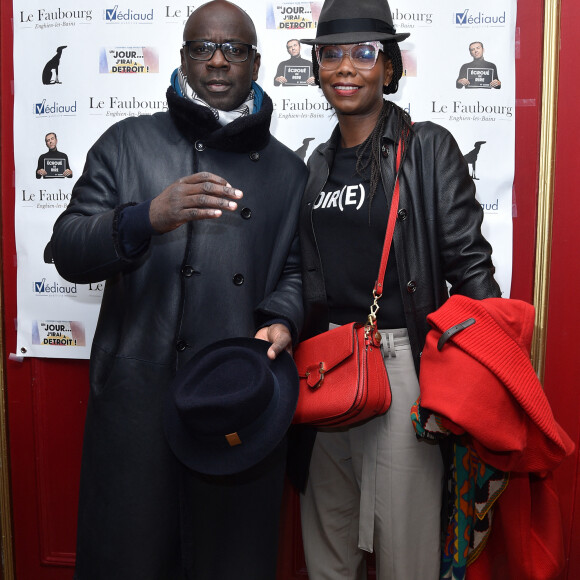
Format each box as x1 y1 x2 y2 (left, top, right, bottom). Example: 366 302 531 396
1 1 577 579
542 1 580 577
1 4 88 578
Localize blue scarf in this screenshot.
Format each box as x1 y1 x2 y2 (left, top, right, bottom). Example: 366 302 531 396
170 67 263 123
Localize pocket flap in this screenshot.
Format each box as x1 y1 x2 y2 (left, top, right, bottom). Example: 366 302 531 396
295 323 358 379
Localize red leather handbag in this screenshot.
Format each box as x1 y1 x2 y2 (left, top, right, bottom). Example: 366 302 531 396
293 140 403 427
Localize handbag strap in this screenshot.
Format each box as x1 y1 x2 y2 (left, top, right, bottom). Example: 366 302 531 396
367 137 404 329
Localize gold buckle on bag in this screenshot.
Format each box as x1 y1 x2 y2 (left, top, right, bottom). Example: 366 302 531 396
305 362 325 390
365 290 382 345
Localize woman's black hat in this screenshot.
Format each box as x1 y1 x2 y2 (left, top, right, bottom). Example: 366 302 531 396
301 0 410 45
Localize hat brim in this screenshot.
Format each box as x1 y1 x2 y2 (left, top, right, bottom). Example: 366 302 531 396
301 31 410 45
164 337 299 476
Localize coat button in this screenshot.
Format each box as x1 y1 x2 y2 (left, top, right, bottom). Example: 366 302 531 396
249 151 260 162
233 273 244 285
241 207 252 219
181 265 195 277
381 144 389 158
176 340 188 352
406 280 417 294
397 208 408 221
195 140 205 152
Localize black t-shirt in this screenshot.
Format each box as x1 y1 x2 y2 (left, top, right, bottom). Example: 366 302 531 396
312 144 406 329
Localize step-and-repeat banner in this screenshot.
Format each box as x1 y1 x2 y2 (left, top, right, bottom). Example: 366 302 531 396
13 0 516 358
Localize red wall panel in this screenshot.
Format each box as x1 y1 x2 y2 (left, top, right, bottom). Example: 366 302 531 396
2 0 578 578
510 2 544 303
542 1 580 578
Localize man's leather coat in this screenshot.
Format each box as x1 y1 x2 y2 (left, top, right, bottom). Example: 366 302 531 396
50 88 306 578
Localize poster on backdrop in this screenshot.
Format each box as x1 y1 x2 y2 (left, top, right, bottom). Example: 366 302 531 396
12 0 516 359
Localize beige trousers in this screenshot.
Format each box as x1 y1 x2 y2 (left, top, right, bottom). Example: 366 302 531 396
300 329 443 580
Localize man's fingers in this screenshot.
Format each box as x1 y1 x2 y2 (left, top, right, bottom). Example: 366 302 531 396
267 343 282 360
201 179 243 199
179 190 240 212
254 324 292 360
178 172 241 195
178 171 228 186
150 173 244 231
178 176 243 203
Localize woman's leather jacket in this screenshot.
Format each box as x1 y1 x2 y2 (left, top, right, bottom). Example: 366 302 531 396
300 112 501 374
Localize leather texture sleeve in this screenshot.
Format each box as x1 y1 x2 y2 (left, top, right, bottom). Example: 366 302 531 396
255 229 304 341
51 122 137 284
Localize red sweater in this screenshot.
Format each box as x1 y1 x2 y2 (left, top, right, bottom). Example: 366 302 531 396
419 295 574 579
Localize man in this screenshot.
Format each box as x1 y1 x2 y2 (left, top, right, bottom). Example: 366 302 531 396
274 38 315 86
50 1 307 579
36 132 73 178
456 41 501 89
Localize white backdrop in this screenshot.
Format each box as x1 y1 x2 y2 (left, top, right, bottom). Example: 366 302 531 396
13 0 516 358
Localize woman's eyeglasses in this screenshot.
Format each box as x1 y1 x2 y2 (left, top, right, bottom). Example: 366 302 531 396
316 42 384 71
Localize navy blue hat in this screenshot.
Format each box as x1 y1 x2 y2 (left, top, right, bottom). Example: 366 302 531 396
164 337 299 476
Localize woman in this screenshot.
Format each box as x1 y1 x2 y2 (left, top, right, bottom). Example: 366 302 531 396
298 0 501 578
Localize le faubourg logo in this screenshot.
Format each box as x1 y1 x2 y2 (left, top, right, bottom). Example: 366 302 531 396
432 100 513 121
276 98 333 119
455 9 507 26
104 5 154 22
276 99 411 120
89 96 168 118
34 99 78 117
21 188 72 209
19 8 92 28
164 5 197 21
391 9 433 28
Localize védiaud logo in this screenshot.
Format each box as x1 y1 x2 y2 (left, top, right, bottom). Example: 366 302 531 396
33 278 77 296
454 9 506 26
34 99 78 117
104 5 154 22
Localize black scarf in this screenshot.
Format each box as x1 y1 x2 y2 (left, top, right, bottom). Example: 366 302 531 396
166 86 273 153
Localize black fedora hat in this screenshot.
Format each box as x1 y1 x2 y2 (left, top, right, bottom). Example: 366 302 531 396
164 337 299 476
302 0 410 45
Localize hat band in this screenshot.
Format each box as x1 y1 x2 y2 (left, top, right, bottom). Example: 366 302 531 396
190 375 282 448
316 17 397 39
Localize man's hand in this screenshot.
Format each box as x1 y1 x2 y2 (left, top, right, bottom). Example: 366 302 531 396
149 172 243 233
254 323 292 360
490 79 501 88
457 78 470 86
275 76 288 84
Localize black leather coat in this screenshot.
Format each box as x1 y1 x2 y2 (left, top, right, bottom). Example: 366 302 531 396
50 88 307 578
300 112 501 376
53 88 306 361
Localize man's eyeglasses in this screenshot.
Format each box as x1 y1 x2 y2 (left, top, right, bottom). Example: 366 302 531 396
182 40 257 63
316 42 384 71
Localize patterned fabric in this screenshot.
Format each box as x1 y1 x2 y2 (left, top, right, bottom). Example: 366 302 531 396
411 399 509 580
173 66 255 126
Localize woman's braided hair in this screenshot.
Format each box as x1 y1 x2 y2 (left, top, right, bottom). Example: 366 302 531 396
355 100 412 218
